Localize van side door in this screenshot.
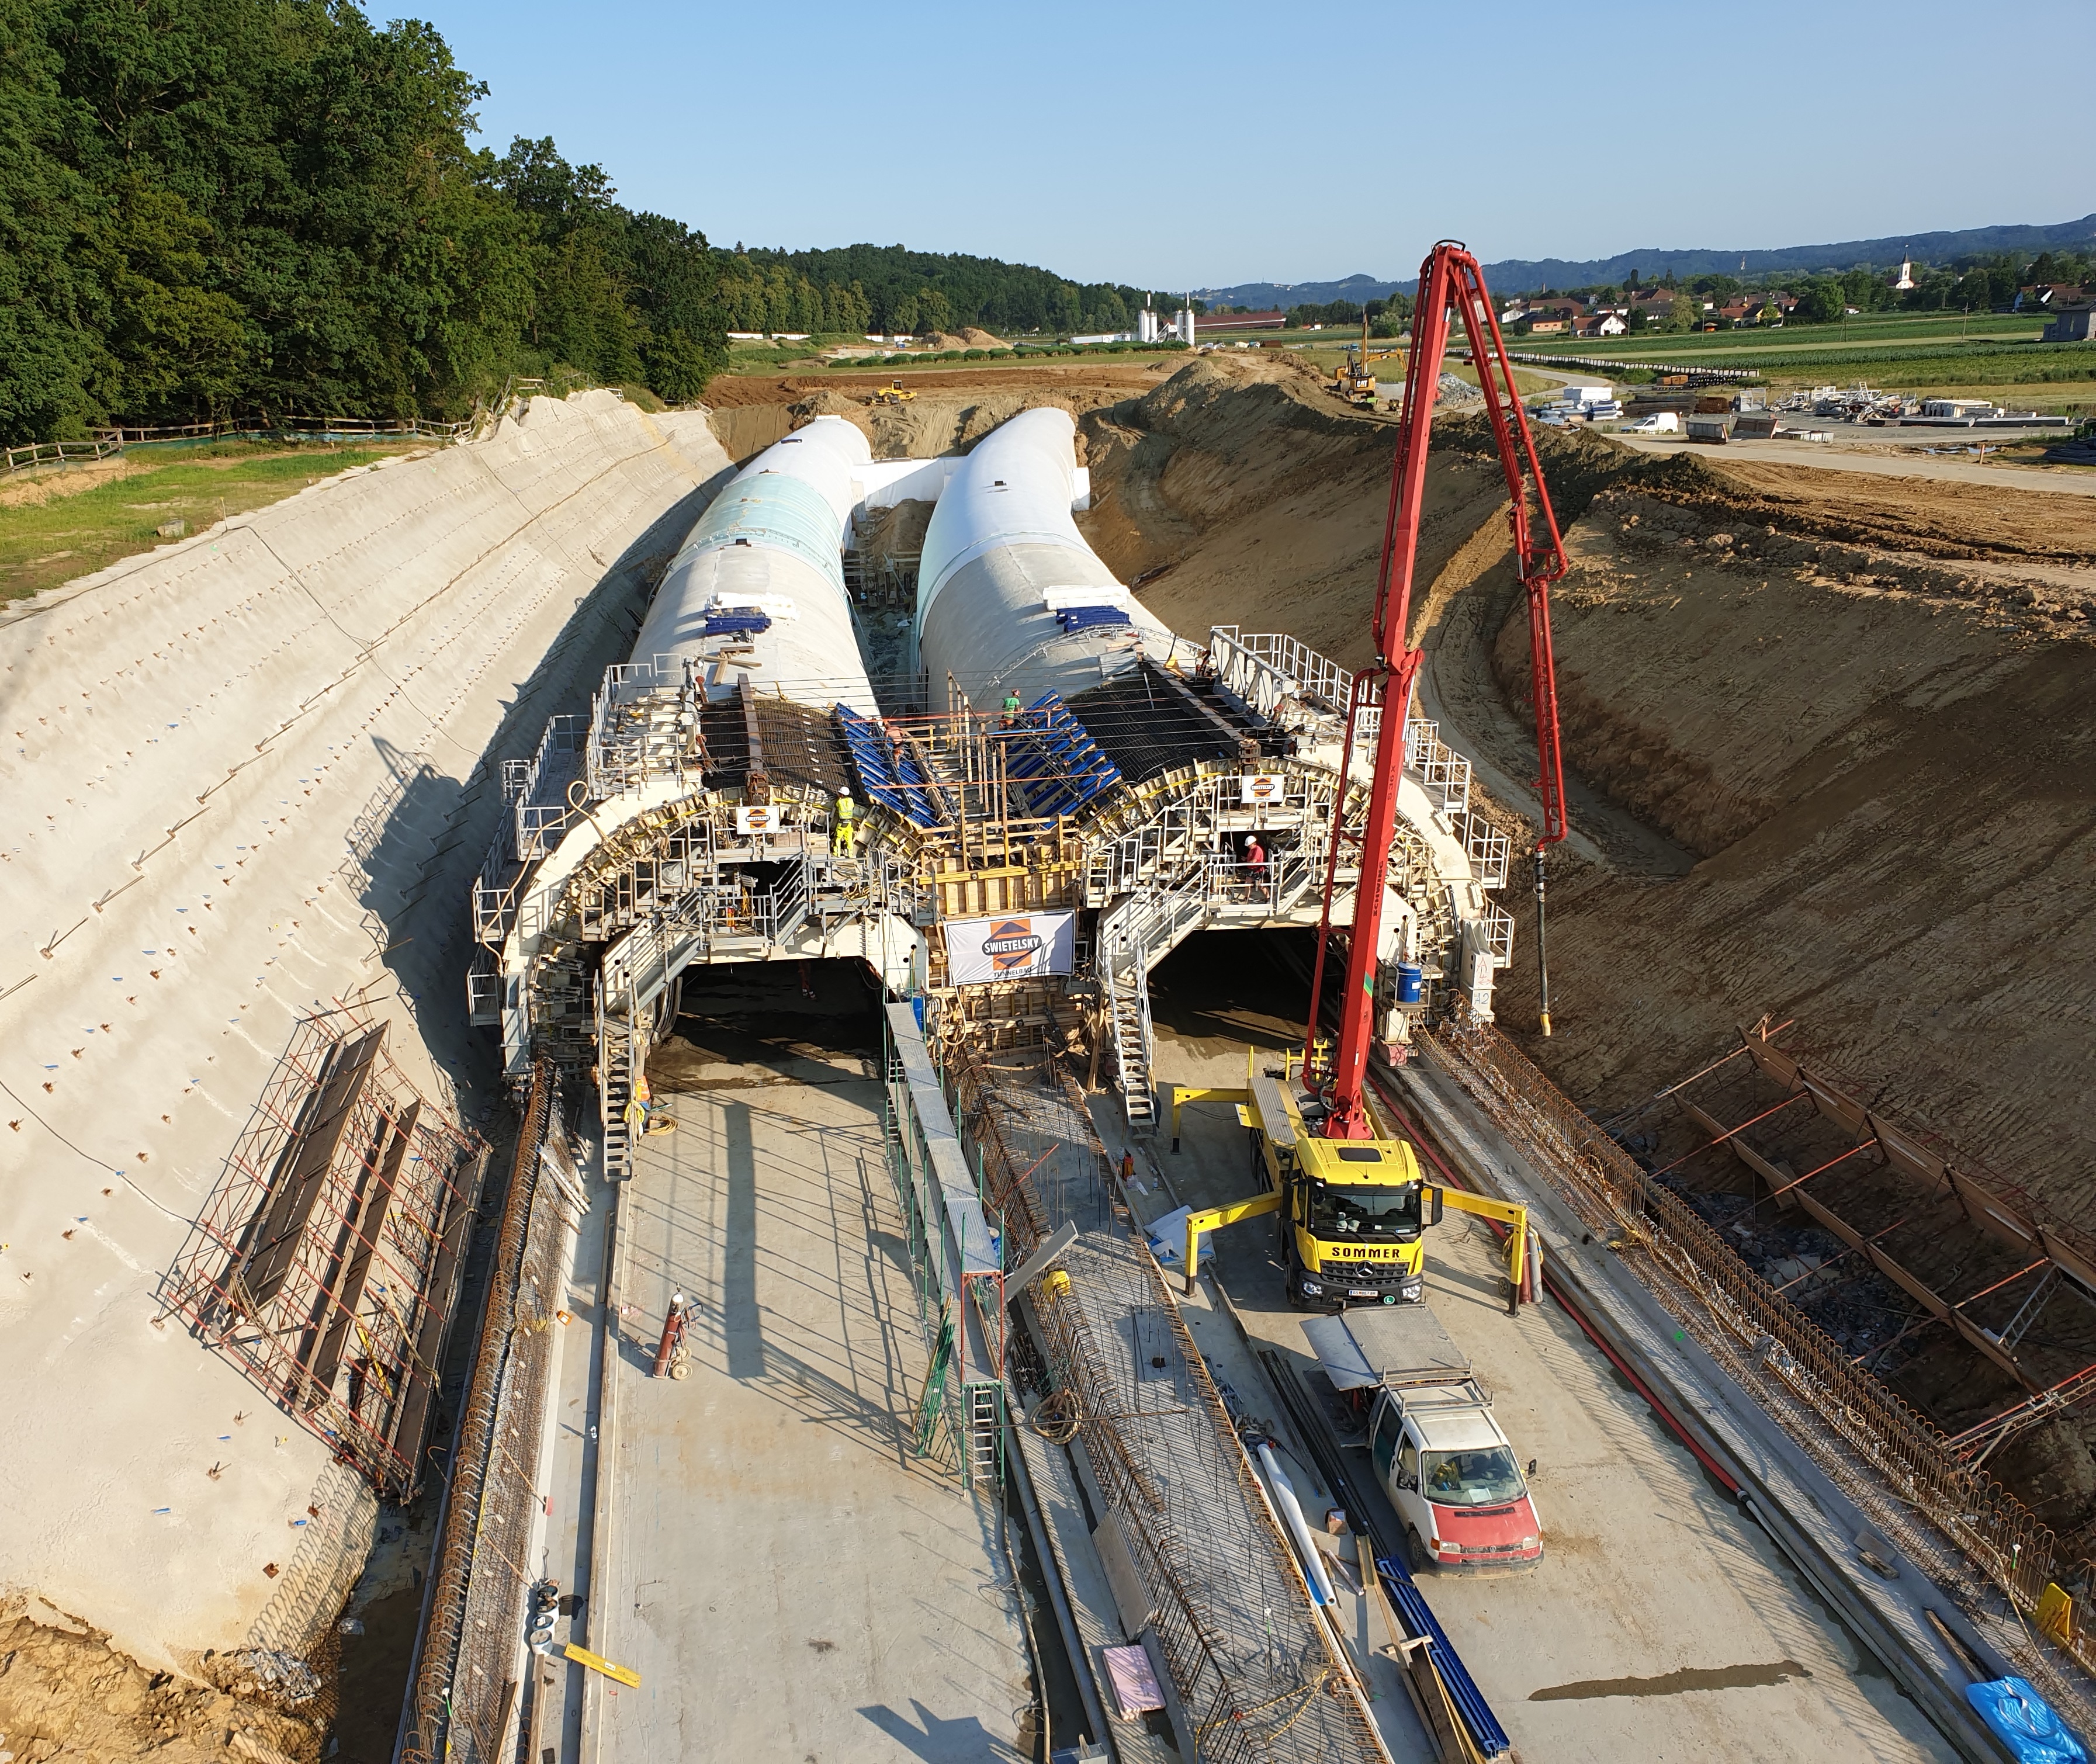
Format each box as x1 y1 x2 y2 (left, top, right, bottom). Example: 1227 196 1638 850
1370 1398 1401 1488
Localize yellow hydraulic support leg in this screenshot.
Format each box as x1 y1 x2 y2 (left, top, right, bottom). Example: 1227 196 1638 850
1183 1191 1282 1294
1440 1188 1534 1313
1168 1084 1251 1153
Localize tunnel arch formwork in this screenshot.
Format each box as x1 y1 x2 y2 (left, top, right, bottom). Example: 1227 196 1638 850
469 409 1514 1159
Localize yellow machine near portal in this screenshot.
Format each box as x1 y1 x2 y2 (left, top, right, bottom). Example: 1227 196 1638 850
1172 1047 1533 1312
871 379 918 406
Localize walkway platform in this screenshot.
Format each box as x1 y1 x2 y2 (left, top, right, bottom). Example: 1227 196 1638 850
566 1043 1028 1762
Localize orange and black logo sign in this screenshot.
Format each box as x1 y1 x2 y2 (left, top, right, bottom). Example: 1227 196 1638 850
983 918 1044 972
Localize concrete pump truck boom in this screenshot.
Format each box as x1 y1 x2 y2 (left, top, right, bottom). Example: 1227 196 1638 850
1178 241 1573 1315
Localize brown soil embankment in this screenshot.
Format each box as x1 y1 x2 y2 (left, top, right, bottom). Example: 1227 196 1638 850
705 360 1177 463
0 1606 322 1763
1078 353 1515 666
1488 461 2096 1188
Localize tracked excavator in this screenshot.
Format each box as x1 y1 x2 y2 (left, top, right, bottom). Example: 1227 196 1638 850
1177 241 1572 1314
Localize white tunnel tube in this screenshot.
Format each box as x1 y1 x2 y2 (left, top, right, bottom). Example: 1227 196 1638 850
914 407 1176 714
1256 1440 1336 1607
631 414 878 713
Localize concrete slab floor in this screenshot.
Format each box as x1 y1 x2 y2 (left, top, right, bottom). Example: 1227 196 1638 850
571 1051 1030 1762
1142 1013 1956 1764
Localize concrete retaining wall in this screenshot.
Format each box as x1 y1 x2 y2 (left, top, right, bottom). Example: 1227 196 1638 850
0 391 732 1669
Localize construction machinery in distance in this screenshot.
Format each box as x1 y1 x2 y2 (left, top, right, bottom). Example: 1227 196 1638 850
1179 238 1571 1314
1335 310 1397 407
871 379 918 405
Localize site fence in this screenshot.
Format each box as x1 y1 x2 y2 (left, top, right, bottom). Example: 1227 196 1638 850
402 1059 577 1764
4 372 612 476
1421 1018 2096 1710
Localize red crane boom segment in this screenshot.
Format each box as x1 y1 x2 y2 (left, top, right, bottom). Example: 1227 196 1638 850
1305 241 1571 1139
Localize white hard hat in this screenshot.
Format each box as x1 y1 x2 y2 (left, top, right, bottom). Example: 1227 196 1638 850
837 788 852 800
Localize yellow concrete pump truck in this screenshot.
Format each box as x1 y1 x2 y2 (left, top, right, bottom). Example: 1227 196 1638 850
1171 1049 1536 1315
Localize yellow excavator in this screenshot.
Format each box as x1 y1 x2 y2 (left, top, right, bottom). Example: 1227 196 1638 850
870 379 917 406
1334 312 1395 407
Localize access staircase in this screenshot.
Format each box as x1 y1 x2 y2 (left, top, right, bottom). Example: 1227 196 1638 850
595 973 639 1183
1097 851 1332 1128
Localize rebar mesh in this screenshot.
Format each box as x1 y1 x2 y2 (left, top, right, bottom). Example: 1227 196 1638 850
160 1009 487 1498
1419 1018 2096 1727
401 1059 570 1764
951 1053 1385 1763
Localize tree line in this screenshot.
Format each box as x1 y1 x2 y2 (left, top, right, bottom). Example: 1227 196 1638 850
718 242 1156 340
0 0 1166 445
1498 249 2094 333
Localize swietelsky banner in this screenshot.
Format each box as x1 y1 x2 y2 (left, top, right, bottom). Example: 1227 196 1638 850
943 912 1076 985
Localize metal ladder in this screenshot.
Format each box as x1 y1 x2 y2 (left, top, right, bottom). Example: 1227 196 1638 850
1099 919 1158 1128
962 1380 1004 1491
597 975 638 1183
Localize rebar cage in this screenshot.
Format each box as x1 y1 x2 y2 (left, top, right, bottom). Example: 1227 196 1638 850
161 1009 487 1499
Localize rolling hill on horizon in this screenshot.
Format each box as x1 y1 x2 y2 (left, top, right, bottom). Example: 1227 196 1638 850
1193 213 2096 307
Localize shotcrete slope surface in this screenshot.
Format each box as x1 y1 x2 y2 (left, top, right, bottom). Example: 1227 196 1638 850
0 392 733 1678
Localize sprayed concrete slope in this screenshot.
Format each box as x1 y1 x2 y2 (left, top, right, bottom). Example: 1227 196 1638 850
0 391 732 1671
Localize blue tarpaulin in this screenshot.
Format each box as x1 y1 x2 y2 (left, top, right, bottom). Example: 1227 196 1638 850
1967 1678 2088 1764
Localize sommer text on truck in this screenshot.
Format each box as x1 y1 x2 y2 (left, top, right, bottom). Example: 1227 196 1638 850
1176 1048 1536 1314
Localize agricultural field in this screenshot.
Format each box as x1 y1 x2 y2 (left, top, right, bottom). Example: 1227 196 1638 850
0 439 425 602
1524 311 2096 406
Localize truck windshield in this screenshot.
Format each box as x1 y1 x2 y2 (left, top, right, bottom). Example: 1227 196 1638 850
1422 1447 1526 1507
1308 1181 1421 1243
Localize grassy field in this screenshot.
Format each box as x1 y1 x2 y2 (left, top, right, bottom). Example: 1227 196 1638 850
1518 311 2095 404
1 439 427 603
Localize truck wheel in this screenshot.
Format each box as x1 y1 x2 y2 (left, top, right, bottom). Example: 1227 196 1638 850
1406 1527 1432 1572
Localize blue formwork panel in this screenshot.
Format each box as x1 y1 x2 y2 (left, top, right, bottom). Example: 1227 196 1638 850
835 706 944 829
1375 1557 1510 1756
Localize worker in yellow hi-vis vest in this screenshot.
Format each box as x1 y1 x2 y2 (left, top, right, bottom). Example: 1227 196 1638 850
832 789 857 857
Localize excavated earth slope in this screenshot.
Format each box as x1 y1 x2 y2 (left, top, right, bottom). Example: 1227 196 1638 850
1082 354 2096 1512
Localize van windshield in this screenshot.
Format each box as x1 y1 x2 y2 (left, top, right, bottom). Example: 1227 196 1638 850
1308 1181 1421 1243
1422 1447 1526 1508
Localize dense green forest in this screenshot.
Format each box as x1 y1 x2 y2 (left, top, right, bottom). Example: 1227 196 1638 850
0 0 1158 444
718 243 1152 340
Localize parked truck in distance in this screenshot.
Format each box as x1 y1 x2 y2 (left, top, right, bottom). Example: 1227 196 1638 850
1304 1304 1544 1572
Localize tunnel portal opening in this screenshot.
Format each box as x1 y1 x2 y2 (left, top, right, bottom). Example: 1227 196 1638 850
645 956 886 1094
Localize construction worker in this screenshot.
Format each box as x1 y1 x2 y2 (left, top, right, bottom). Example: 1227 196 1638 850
626 1074 675 1137
832 788 856 857
1000 689 1023 732
1243 833 1269 896
1120 1149 1136 1187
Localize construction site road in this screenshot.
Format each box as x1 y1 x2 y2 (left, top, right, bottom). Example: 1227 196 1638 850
1616 434 2096 493
1139 999 1953 1764
555 1025 1028 1763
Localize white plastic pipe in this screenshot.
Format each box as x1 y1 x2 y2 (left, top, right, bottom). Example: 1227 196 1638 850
1256 1440 1336 1607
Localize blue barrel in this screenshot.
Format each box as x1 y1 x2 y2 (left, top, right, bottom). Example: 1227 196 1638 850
910 995 927 1031
1396 964 1425 1004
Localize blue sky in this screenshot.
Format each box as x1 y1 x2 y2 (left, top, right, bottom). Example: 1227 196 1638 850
417 0 2094 289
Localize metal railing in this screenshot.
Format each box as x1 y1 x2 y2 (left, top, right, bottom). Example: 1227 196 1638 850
1210 625 1352 719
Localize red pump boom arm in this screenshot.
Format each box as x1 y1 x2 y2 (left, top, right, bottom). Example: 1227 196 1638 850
1306 242 1571 1139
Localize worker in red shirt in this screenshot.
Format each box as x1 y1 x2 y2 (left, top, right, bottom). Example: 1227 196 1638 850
1242 833 1269 897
